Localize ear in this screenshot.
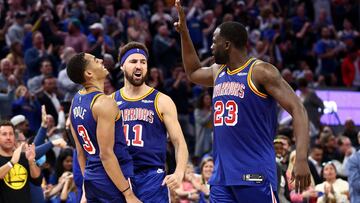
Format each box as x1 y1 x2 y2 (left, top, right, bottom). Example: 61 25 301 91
120 65 124 71
83 69 93 80
225 41 231 50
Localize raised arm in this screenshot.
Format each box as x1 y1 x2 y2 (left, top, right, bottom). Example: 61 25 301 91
252 61 311 193
92 96 140 202
174 0 219 86
158 93 189 190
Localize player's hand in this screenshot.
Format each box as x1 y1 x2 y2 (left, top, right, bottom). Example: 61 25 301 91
11 143 24 164
123 189 142 203
174 0 187 33
162 171 183 191
291 159 311 193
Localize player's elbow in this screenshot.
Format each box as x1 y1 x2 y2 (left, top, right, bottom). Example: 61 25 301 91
99 149 113 161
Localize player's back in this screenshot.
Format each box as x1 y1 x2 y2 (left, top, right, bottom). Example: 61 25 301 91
210 58 278 188
71 90 133 181
112 88 168 173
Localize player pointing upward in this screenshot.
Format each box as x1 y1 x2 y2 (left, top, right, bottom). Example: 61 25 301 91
175 0 311 202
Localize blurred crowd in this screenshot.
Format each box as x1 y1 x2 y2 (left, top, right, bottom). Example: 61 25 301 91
0 0 359 202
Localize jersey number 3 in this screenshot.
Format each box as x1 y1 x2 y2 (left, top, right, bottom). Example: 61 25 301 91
123 124 144 147
214 100 238 126
77 125 96 154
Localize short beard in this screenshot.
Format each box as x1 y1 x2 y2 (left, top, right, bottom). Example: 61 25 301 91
124 71 147 86
214 51 229 64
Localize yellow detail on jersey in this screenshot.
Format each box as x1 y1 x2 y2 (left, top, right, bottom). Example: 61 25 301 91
90 93 104 109
111 92 115 99
247 60 267 98
227 58 254 75
115 111 121 121
120 88 155 101
4 163 28 190
78 89 87 95
154 92 164 122
214 65 226 81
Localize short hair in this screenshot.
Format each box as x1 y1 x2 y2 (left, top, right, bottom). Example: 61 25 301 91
41 75 56 85
67 53 88 84
311 144 323 151
337 136 350 146
219 22 248 50
0 120 15 132
297 77 308 88
119 42 149 63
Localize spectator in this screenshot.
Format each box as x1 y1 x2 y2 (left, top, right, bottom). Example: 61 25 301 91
341 47 360 89
36 76 62 125
298 78 324 132
315 162 349 203
24 31 49 78
194 91 212 158
335 136 356 178
346 134 360 203
87 22 115 58
57 47 81 102
152 24 179 76
343 119 359 149
49 148 73 185
314 26 345 86
5 11 26 47
63 19 88 53
308 145 324 185
6 41 25 74
175 162 200 203
0 121 42 203
147 67 165 92
192 156 213 203
10 115 31 139
27 59 54 94
11 85 42 133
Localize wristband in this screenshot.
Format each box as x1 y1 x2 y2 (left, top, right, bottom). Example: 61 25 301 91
7 161 13 168
121 185 130 193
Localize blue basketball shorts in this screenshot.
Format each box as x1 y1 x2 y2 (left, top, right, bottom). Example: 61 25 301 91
132 168 170 203
210 182 279 203
84 178 132 203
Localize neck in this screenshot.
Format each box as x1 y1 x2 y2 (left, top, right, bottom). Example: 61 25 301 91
0 147 13 157
83 81 104 93
123 80 149 98
227 49 249 70
327 179 336 184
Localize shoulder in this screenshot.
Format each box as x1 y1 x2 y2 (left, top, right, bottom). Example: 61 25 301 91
156 92 173 106
92 94 117 112
252 60 280 83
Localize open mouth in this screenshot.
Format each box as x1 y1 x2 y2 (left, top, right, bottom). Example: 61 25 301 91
134 73 142 78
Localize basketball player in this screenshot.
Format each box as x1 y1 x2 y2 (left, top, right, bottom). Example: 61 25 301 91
175 1 311 202
67 53 141 203
112 42 188 202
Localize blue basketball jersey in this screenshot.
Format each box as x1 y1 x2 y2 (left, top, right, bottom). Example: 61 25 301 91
209 58 278 189
112 88 168 172
70 90 133 181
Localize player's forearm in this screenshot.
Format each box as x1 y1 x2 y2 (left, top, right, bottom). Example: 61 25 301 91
76 149 86 176
173 137 189 176
100 152 130 192
179 29 202 77
292 104 309 161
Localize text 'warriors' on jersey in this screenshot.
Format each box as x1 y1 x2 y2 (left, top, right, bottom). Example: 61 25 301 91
113 88 168 173
209 58 278 189
70 90 133 180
